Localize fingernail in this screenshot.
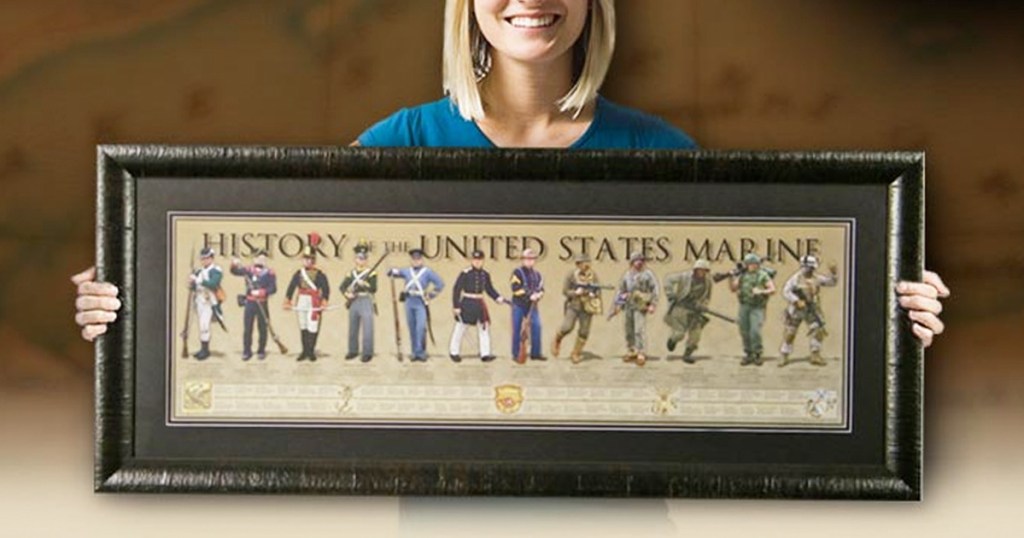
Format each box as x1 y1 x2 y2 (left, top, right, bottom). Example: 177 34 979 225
896 283 909 293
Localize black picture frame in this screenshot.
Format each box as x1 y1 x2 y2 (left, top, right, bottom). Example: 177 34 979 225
95 145 923 499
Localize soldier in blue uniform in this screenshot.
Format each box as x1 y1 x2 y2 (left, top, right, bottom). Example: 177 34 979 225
449 250 507 363
189 247 224 361
340 242 378 363
230 252 277 361
511 248 545 363
387 249 444 362
284 236 331 362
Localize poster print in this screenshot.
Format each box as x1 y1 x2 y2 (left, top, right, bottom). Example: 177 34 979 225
169 213 853 430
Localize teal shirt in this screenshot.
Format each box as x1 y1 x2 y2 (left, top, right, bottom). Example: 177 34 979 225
358 96 698 150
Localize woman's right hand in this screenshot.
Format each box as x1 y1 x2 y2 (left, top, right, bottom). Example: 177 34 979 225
72 267 121 342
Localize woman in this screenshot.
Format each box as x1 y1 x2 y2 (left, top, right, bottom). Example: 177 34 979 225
73 0 949 344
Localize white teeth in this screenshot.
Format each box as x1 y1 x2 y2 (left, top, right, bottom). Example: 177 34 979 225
508 15 556 28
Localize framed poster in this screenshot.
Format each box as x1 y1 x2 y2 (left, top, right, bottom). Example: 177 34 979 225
95 146 923 499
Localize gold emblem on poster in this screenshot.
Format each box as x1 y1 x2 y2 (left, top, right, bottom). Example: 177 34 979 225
494 384 524 414
184 381 213 410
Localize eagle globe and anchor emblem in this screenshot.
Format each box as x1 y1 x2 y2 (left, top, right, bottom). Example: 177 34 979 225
494 384 524 414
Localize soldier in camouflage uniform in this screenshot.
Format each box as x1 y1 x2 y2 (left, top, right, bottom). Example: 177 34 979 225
552 253 608 364
615 253 659 366
779 255 838 367
663 259 714 364
729 253 776 366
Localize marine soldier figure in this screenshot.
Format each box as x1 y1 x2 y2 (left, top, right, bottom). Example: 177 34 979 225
779 255 838 367
663 259 714 364
230 252 277 361
340 242 378 363
552 253 608 364
729 253 776 366
614 253 659 366
284 234 331 362
189 247 225 361
511 248 546 363
450 250 507 363
387 249 444 362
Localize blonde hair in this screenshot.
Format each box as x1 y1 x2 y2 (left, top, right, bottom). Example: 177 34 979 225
443 0 616 121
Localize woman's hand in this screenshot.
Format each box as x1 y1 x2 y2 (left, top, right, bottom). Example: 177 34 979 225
897 270 951 348
72 267 121 342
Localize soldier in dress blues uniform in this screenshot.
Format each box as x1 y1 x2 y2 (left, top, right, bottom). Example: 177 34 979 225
230 252 277 361
511 248 546 362
284 234 331 362
387 249 444 362
340 242 378 363
449 250 507 363
189 247 225 361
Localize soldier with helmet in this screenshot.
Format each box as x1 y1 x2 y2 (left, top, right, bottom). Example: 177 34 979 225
663 258 715 363
230 251 277 361
189 247 225 361
449 250 507 363
729 253 776 366
552 253 609 364
284 233 331 362
340 241 379 363
779 254 838 367
614 252 660 366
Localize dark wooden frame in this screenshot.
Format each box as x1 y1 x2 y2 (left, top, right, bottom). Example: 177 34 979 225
95 146 924 499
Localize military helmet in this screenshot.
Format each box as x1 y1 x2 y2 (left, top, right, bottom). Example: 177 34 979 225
199 247 215 259
800 255 820 269
471 250 485 260
254 253 269 267
629 252 647 264
574 253 592 264
692 259 711 271
354 239 370 259
521 248 538 260
408 248 425 259
742 253 761 265
302 232 321 259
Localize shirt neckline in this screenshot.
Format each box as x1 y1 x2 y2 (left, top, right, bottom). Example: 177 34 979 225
464 95 605 149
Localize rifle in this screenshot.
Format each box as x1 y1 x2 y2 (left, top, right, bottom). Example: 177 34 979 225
516 301 536 363
713 259 778 283
607 292 627 320
343 251 390 309
389 274 403 362
181 244 196 358
572 283 616 293
792 287 827 335
254 300 287 354
669 299 736 324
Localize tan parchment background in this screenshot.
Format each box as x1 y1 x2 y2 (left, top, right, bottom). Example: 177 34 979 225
170 215 849 428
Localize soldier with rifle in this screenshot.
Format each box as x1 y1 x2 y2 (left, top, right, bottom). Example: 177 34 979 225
779 255 838 367
611 253 659 366
189 247 227 361
340 241 386 363
552 253 612 364
728 253 776 366
230 251 280 361
387 249 444 362
663 259 731 364
511 248 545 364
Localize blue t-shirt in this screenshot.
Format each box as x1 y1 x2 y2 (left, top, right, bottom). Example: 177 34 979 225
357 95 697 150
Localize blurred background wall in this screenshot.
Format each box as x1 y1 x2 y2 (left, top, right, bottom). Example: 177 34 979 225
1 1 1021 536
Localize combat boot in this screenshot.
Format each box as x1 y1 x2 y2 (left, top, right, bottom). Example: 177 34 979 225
623 349 638 363
551 334 563 357
193 341 211 361
682 345 697 364
810 350 825 366
570 337 586 364
778 353 790 368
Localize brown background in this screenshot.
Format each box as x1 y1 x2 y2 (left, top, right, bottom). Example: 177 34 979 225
1 1 1021 536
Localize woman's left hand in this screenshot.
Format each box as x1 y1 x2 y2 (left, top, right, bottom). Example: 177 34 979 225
896 270 951 348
